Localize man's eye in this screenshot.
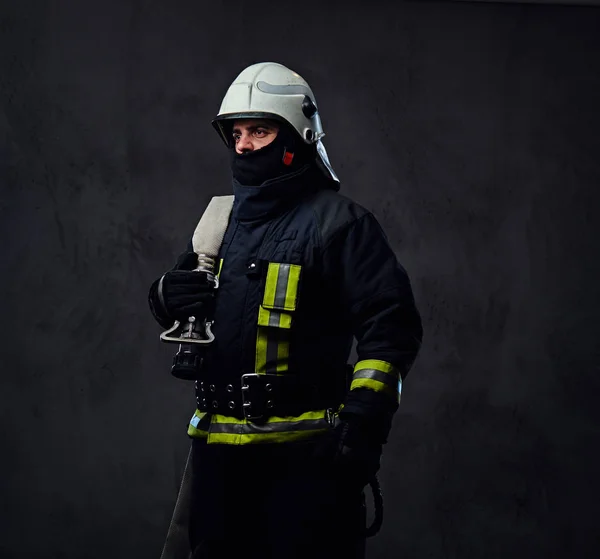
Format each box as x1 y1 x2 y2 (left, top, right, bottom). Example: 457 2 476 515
233 134 240 142
254 129 267 137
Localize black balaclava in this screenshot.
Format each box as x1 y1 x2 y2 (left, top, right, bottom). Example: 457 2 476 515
229 120 316 186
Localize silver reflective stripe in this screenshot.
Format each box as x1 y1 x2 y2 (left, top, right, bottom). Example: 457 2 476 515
353 368 398 392
274 264 291 308
210 418 327 434
256 81 312 96
267 311 283 327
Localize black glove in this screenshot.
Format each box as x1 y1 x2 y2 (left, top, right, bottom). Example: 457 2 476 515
316 413 383 491
154 252 216 323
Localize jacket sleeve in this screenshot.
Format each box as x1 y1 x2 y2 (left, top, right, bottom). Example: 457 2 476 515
321 212 423 442
148 239 194 329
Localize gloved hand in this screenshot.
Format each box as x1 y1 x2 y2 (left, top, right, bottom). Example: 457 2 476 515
158 252 216 323
316 413 383 491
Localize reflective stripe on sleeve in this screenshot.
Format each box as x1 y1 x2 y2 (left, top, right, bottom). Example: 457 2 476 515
350 359 401 401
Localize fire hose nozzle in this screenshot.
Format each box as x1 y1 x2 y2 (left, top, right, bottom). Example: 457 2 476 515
159 253 219 380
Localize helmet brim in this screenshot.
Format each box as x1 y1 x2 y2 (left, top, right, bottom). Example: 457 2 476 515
212 112 291 148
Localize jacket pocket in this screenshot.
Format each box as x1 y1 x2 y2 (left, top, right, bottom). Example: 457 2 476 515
257 262 302 330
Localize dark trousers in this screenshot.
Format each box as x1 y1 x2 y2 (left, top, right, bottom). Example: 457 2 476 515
188 437 367 559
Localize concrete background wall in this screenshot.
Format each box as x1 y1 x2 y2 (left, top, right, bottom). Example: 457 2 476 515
451 1 600 6
1 0 599 557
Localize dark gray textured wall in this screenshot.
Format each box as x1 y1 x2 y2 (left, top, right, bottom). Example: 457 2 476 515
2 1 599 558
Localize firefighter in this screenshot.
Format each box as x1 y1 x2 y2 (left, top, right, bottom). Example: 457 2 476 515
148 62 423 559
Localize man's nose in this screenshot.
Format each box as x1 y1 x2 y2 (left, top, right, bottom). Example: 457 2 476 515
236 133 253 153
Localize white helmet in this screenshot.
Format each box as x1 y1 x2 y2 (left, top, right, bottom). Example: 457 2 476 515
212 62 339 184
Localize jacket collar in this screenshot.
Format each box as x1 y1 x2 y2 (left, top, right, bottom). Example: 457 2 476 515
232 163 324 223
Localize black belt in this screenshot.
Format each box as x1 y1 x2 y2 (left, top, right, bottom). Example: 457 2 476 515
195 373 333 421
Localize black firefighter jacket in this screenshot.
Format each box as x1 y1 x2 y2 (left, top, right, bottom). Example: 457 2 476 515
149 162 423 446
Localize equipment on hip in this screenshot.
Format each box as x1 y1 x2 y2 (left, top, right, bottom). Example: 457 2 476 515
159 195 234 380
212 61 339 185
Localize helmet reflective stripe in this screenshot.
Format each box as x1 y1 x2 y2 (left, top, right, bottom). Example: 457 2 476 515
212 62 339 183
256 82 312 96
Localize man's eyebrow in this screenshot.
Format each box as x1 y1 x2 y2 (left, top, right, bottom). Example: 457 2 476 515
232 123 277 133
255 122 277 130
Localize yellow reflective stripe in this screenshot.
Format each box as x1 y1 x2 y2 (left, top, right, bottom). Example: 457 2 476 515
216 258 224 279
255 328 268 374
263 263 279 308
187 409 211 438
276 339 290 373
284 265 301 310
258 305 270 326
206 410 329 444
350 378 396 399
355 359 398 375
188 410 330 444
351 359 401 400
208 429 324 445
255 328 291 375
352 370 397 392
211 409 326 426
257 306 292 329
262 263 301 311
255 262 301 374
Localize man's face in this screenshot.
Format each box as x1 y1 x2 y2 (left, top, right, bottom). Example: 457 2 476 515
232 118 279 154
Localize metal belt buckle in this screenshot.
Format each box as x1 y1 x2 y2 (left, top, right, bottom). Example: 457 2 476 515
241 373 266 421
